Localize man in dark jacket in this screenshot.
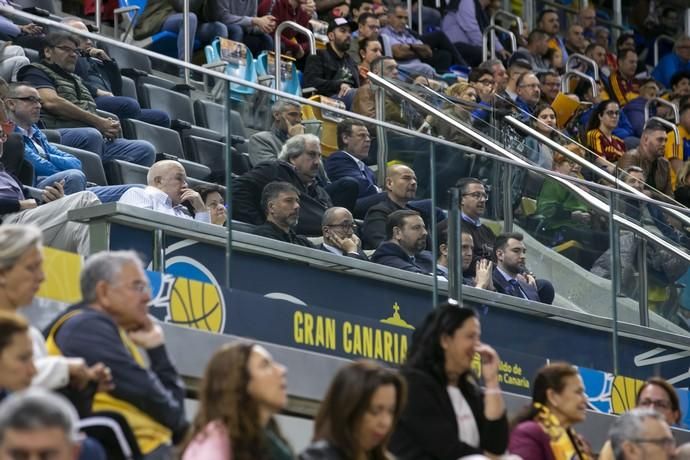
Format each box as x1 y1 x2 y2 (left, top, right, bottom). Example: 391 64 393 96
492 232 546 303
303 17 360 109
233 133 357 236
252 181 313 247
320 206 367 260
371 209 435 274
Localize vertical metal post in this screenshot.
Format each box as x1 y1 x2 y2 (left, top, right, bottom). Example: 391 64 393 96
524 0 535 32
612 0 622 43
95 0 101 31
224 85 233 289
502 164 513 232
685 8 690 38
417 2 423 35
448 188 462 303
375 86 388 186
608 191 620 375
502 0 510 12
581 0 588 7
152 229 165 272
638 238 649 326
407 0 413 29
429 143 438 308
183 0 191 84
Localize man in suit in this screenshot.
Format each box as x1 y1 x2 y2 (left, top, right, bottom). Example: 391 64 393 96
320 207 368 260
371 209 435 274
492 232 542 303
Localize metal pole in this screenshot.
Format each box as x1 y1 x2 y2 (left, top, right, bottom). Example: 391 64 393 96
407 0 413 31
685 8 690 38
612 0 622 43
448 188 462 303
95 0 101 31
503 164 513 232
375 86 388 186
152 229 165 272
524 0 535 33
638 237 649 326
225 84 233 289
183 0 190 84
430 143 438 308
608 190 620 375
417 1 423 35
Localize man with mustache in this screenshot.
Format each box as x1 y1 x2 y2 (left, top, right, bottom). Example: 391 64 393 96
371 209 435 274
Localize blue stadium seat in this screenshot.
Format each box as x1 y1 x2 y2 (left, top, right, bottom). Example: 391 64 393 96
205 38 258 103
255 51 301 97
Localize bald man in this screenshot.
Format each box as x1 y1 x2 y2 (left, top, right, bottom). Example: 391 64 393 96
118 160 210 222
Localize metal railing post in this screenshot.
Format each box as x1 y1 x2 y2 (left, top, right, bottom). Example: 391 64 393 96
686 8 690 38
638 238 649 326
565 53 599 82
503 164 513 232
374 85 388 186
152 229 165 272
490 10 525 37
95 0 101 31
654 35 676 67
429 142 438 308
608 190 620 375
225 84 233 289
524 0 535 32
612 0 622 42
644 98 680 124
274 21 317 89
561 70 599 99
448 188 462 303
183 0 190 84
417 1 423 35
482 25 517 61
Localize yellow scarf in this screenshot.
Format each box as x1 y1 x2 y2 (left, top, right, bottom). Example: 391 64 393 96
533 403 592 460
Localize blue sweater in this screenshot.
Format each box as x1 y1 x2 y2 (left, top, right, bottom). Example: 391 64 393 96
16 124 82 182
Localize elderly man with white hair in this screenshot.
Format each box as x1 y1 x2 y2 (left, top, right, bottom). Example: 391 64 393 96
609 408 676 460
233 133 358 236
118 160 210 222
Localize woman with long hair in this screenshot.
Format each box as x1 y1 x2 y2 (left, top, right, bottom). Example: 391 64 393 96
299 360 406 460
525 102 561 169
0 310 36 398
585 100 626 170
181 342 292 460
389 304 508 459
509 362 592 460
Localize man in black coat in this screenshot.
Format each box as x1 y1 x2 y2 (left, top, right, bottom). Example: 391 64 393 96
319 206 368 260
252 181 313 247
492 232 546 303
371 209 435 274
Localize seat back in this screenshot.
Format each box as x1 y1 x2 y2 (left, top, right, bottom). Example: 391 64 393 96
54 144 108 186
120 76 138 100
194 99 226 134
104 159 149 185
122 119 184 156
183 135 252 179
256 51 301 97
140 83 196 124
207 38 258 101
104 43 153 73
303 95 345 156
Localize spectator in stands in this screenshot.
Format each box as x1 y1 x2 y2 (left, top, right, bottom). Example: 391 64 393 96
381 5 459 76
564 24 587 57
608 409 675 460
64 18 171 128
119 160 211 223
586 43 610 77
390 305 508 458
442 0 509 67
325 118 378 200
6 83 134 202
674 162 690 207
525 102 559 169
357 38 384 85
0 311 35 395
371 209 435 274
669 71 690 99
252 181 313 247
0 133 99 254
610 48 641 107
509 362 592 460
181 342 292 460
653 36 690 89
133 0 228 63
458 177 494 260
257 0 315 62
0 389 83 459
502 58 532 102
17 32 156 168
348 13 380 64
478 59 508 94
577 5 597 40
618 120 673 198
234 134 358 236
538 70 561 104
468 67 495 111
320 207 367 260
352 56 405 124
436 221 493 288
514 72 542 119
623 78 660 138
248 99 304 166
538 9 567 66
194 184 226 226
514 30 551 74
0 5 45 50
351 0 374 23
492 232 543 303
664 102 690 187
303 18 360 110
586 100 626 168
45 250 188 459
300 360 405 460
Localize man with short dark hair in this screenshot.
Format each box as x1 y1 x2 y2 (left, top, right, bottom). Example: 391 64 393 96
351 0 375 22
492 232 541 302
16 32 155 167
537 9 568 64
610 48 640 107
348 13 380 63
538 70 561 103
609 408 675 460
248 99 304 166
670 71 690 98
514 72 541 118
371 209 434 274
503 58 532 102
478 59 508 93
45 251 188 459
618 121 673 197
514 29 550 73
252 181 313 247
325 118 378 199
457 177 495 260
564 24 586 56
0 389 81 460
320 206 367 259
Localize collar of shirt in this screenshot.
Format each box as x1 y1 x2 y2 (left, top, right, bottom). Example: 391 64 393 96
322 242 345 256
461 212 482 228
496 266 517 283
343 150 367 171
14 124 37 139
144 186 177 208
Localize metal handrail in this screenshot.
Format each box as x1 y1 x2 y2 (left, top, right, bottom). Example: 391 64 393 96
491 9 525 37
644 97 680 124
654 35 676 67
561 69 599 98
648 116 681 161
274 21 316 88
565 53 600 82
482 24 517 61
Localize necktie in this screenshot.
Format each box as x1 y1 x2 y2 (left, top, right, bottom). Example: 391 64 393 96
508 279 523 298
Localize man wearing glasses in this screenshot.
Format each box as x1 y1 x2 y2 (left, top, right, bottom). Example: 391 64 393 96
514 72 542 120
608 408 675 460
16 31 155 168
320 206 367 260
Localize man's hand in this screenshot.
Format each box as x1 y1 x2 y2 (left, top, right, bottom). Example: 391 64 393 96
96 89 114 97
330 232 360 254
475 259 494 290
253 15 276 34
294 46 306 60
571 210 591 224
20 23 43 35
300 0 316 16
128 317 165 349
95 117 120 139
19 199 37 210
411 44 432 59
497 49 511 60
338 82 352 98
42 180 65 203
87 47 111 61
180 188 207 212
285 114 304 138
89 362 115 393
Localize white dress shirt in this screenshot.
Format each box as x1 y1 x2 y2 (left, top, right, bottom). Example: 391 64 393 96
119 186 211 223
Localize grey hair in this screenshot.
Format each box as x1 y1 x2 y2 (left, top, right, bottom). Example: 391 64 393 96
478 59 503 71
271 98 301 115
0 224 42 271
609 408 665 460
321 206 350 227
0 388 80 444
278 133 320 162
80 250 143 304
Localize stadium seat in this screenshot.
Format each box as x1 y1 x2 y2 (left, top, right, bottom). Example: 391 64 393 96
104 159 148 185
120 76 138 100
54 143 109 186
24 48 40 63
204 38 258 103
122 118 184 157
183 135 252 182
255 51 301 97
193 99 225 135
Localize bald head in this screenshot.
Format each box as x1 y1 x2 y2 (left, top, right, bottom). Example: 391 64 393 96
147 160 188 204
62 18 93 49
385 164 417 205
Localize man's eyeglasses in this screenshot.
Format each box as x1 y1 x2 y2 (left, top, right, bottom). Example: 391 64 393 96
463 192 489 200
9 96 42 104
327 222 357 231
53 45 79 55
396 15 408 20
632 437 676 449
122 281 151 295
477 79 495 86
638 398 672 410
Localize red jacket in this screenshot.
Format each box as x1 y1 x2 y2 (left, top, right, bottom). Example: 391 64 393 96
258 0 311 56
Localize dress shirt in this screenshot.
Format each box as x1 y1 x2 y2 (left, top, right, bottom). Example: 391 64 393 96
119 186 210 222
496 266 526 299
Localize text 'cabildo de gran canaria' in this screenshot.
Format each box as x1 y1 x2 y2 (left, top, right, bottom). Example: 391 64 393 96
293 311 409 364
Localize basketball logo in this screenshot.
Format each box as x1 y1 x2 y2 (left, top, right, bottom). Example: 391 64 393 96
610 375 644 414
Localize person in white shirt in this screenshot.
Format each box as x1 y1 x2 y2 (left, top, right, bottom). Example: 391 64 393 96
118 160 210 223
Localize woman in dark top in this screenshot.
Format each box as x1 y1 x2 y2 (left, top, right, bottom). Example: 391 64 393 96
389 304 508 460
299 361 406 460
